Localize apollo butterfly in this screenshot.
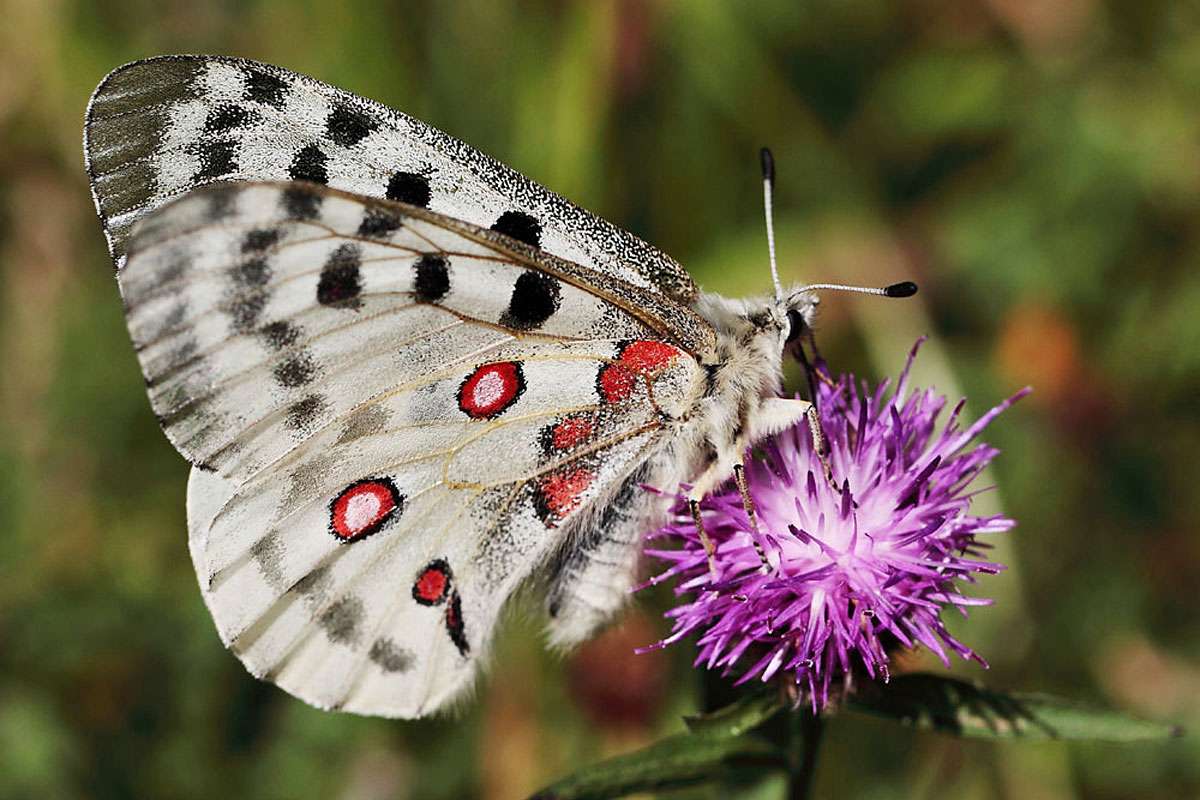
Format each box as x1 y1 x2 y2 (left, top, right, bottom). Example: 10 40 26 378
84 56 914 718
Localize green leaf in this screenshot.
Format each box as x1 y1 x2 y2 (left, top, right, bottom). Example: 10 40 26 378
529 691 786 800
845 673 1181 742
682 689 784 738
528 731 782 800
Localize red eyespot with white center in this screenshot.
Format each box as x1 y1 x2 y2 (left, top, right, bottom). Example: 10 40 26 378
597 340 682 404
412 559 452 606
329 478 403 542
458 361 525 419
534 466 595 527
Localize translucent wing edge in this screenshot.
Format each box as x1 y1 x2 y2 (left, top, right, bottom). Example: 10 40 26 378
83 54 699 304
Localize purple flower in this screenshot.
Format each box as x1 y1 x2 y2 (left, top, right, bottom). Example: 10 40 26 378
641 340 1029 710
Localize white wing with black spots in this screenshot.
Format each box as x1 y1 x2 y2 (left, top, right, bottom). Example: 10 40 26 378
121 179 708 717
119 181 713 479
85 54 698 304
183 333 697 717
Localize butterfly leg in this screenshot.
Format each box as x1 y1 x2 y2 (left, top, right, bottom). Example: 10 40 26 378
804 403 838 490
686 462 771 578
732 464 772 571
688 498 720 582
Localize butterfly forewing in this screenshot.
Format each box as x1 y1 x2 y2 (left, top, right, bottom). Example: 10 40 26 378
120 181 713 478
86 55 698 305
121 180 707 717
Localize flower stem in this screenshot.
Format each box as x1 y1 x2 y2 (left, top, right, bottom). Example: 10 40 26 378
787 708 823 800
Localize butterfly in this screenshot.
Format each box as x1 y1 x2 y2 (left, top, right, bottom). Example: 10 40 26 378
84 55 915 718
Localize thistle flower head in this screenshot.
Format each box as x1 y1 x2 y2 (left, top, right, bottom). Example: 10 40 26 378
642 341 1028 709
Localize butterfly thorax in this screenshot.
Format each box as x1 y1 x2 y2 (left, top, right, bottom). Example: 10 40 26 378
675 290 817 495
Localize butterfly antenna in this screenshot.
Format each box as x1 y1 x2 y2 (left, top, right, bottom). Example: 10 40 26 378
794 281 919 298
760 147 784 303
761 148 918 302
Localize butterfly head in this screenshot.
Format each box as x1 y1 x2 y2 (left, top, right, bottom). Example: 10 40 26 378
693 289 817 367
779 279 917 353
782 288 820 349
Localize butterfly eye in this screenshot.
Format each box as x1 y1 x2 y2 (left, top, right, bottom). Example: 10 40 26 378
785 310 805 343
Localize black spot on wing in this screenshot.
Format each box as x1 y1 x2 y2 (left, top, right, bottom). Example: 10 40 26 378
259 320 301 350
278 452 337 511
250 532 285 588
325 104 376 147
385 171 431 208
158 252 191 285
491 210 542 248
316 244 362 308
231 257 270 288
289 144 328 184
357 206 402 239
336 403 391 445
286 394 328 433
273 352 316 388
500 271 560 330
192 138 238 182
445 592 469 656
204 104 257 134
319 595 365 645
244 68 288 108
368 638 413 673
292 565 332 598
242 228 280 253
282 185 321 220
413 254 450 302
226 288 267 332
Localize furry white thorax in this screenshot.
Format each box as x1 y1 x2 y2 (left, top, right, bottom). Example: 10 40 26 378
678 288 818 493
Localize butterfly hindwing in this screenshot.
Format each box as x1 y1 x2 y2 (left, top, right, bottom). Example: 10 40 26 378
85 54 699 305
187 380 666 716
124 180 707 716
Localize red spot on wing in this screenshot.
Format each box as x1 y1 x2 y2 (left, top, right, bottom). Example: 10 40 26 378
458 361 525 419
413 559 452 605
551 414 594 450
329 478 403 542
620 340 680 373
597 364 636 404
535 467 595 527
597 340 682 405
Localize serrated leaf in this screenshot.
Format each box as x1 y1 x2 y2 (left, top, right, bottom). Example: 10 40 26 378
682 689 784 738
845 673 1181 742
527 727 783 800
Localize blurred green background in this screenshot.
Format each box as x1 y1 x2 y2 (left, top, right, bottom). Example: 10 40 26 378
1 0 1198 797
